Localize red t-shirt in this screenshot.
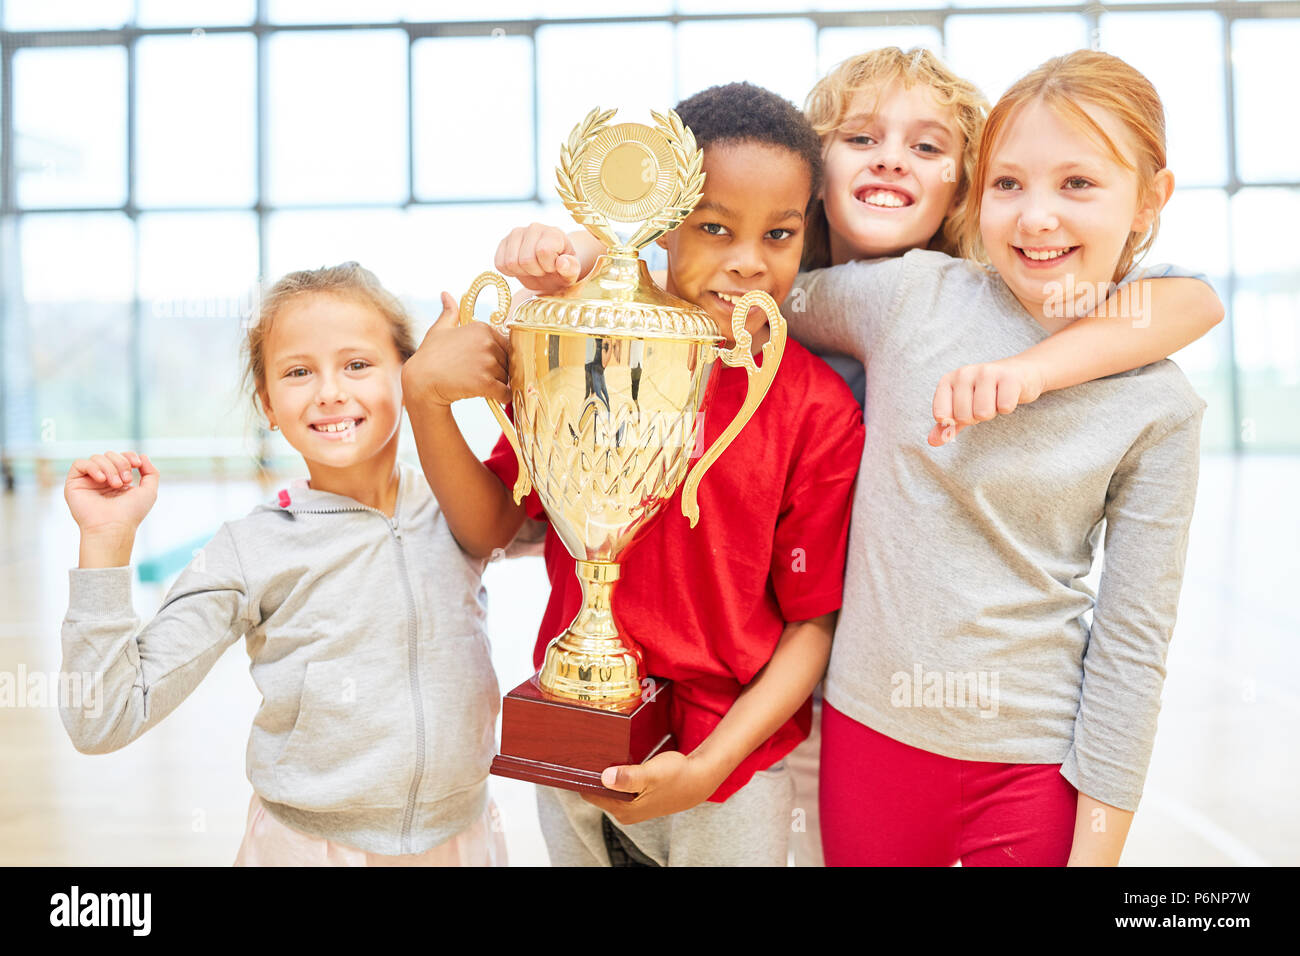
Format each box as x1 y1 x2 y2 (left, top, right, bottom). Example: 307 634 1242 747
485 338 865 801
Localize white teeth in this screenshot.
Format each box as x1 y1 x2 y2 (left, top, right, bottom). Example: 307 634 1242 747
1022 248 1071 261
860 189 907 208
715 292 740 304
314 419 356 432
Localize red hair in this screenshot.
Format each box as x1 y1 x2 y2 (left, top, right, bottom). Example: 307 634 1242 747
969 50 1168 280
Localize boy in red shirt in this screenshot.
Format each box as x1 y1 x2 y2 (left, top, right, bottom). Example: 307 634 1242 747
403 83 864 865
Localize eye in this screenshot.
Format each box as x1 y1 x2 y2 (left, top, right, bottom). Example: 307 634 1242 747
915 142 943 154
847 133 875 146
991 177 1020 191
346 359 371 371
766 228 795 241
1064 176 1093 190
284 367 309 378
700 222 728 236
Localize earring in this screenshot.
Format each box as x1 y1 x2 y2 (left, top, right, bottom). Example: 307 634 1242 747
269 423 278 431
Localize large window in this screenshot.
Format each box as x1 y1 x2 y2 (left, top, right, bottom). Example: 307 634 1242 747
2 3 1296 483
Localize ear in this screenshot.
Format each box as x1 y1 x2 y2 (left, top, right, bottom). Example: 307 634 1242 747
655 234 670 251
1131 168 1175 234
258 390 276 430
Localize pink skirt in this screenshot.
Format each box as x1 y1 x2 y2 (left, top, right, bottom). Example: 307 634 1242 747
233 794 508 867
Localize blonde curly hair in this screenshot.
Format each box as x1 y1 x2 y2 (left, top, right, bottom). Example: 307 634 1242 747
802 46 988 269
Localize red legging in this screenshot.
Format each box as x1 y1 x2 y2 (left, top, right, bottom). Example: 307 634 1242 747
819 702 1077 866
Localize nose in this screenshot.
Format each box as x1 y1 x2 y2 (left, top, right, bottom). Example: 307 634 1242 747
725 239 766 280
1015 186 1060 235
872 137 909 175
315 371 349 405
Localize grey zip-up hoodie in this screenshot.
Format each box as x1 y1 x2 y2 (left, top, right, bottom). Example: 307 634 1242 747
59 460 499 855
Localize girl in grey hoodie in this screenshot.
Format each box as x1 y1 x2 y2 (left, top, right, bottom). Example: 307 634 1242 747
60 262 505 865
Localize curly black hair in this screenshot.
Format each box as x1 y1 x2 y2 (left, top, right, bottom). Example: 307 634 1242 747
673 82 823 211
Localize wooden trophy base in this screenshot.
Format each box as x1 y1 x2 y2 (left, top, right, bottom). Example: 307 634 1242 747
490 674 674 802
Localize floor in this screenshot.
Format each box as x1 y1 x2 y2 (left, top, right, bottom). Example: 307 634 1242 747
0 453 1294 866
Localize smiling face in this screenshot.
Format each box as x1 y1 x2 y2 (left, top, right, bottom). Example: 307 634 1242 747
821 81 964 265
658 141 811 348
259 292 405 471
979 98 1159 326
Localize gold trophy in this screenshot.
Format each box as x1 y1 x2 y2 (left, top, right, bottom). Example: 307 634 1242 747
460 107 786 799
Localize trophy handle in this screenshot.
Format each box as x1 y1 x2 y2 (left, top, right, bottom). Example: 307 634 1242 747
680 291 787 527
459 271 532 504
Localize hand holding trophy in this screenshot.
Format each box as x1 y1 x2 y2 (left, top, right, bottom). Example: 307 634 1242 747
460 107 786 800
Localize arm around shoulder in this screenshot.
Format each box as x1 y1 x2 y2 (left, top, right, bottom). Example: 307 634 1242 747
1020 274 1223 394
782 258 903 362
929 271 1221 444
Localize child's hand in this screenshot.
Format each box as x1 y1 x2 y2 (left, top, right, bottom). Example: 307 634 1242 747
494 223 582 295
929 358 1045 446
65 451 159 536
581 750 720 826
402 292 510 408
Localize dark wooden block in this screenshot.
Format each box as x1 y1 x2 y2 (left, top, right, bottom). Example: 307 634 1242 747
491 674 674 802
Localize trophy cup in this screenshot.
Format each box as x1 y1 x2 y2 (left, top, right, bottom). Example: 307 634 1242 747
459 107 787 800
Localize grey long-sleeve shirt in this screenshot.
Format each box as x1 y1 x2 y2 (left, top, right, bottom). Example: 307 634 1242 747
60 460 499 855
786 250 1206 811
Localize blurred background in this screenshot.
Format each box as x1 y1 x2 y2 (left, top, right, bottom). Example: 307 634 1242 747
1 1 1296 867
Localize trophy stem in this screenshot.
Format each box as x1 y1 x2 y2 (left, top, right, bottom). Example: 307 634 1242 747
537 560 645 706
570 559 620 641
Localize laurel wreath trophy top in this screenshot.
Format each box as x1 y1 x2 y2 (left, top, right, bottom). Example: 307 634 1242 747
557 107 705 257
472 107 725 345
458 106 787 710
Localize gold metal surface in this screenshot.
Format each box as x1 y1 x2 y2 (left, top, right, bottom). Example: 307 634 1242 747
536 561 644 708
509 254 722 339
506 325 714 564
599 143 654 201
556 108 704 256
458 271 531 504
460 106 785 705
681 291 788 527
581 122 676 222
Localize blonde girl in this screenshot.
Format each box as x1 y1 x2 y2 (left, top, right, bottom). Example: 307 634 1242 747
802 46 987 272
60 262 506 866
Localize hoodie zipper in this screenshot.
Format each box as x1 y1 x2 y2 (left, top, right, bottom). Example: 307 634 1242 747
388 516 426 854
285 491 427 854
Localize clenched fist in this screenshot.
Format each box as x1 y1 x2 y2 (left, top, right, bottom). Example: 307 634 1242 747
929 358 1045 446
494 222 582 295
65 450 159 537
